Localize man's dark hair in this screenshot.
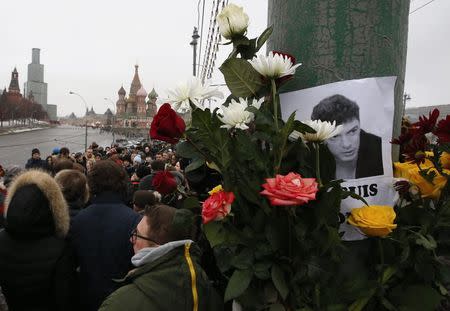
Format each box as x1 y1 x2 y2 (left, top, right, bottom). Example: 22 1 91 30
144 204 195 245
55 169 89 203
53 159 74 174
60 147 70 156
87 160 128 198
151 160 165 172
311 94 360 125
133 190 159 210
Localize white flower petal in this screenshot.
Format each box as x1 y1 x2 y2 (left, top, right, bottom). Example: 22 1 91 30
249 52 302 79
300 120 343 143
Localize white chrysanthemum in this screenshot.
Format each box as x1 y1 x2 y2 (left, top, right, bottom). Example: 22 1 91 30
295 120 343 143
216 3 249 40
218 97 263 130
167 77 224 112
249 52 302 79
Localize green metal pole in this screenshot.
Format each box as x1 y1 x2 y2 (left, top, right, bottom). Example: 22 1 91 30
267 0 410 160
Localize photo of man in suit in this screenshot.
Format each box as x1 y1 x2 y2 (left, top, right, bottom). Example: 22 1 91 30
311 94 384 180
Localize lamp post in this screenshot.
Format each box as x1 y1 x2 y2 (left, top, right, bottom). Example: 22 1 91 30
69 91 88 151
104 97 116 145
190 27 200 76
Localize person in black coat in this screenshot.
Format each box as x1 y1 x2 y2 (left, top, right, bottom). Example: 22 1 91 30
25 148 48 170
311 94 384 180
69 160 141 311
0 170 78 311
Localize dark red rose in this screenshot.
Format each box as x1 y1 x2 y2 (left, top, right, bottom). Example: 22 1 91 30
391 130 414 146
152 171 177 195
402 135 428 164
413 109 439 134
150 103 186 144
434 115 450 144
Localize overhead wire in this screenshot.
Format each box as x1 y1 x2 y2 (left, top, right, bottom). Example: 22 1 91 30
410 0 438 14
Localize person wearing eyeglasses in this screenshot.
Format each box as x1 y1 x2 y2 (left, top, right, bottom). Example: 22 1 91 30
99 204 222 311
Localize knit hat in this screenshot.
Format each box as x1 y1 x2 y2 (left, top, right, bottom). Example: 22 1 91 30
52 147 60 155
31 148 40 155
133 155 143 164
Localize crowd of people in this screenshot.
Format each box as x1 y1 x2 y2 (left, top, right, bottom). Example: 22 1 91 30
0 141 223 311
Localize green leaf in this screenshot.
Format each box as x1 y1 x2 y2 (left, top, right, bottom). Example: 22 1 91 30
219 58 265 98
269 303 285 311
175 141 201 159
203 222 226 248
224 269 253 301
172 209 195 229
389 285 442 311
415 233 437 250
231 248 254 269
293 120 316 134
183 196 200 210
256 26 273 52
185 157 205 173
271 265 289 300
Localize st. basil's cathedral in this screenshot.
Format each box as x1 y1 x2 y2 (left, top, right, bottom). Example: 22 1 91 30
115 65 158 128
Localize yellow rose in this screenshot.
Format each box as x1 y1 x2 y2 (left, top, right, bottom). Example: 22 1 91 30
208 185 223 196
393 162 416 179
348 205 397 237
407 167 449 199
441 152 450 169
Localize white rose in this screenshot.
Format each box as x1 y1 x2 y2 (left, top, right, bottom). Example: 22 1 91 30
216 3 249 40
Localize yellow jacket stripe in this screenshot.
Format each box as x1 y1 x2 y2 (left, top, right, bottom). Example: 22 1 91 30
184 242 198 311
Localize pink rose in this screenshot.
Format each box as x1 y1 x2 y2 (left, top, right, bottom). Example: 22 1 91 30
260 172 318 206
202 191 235 224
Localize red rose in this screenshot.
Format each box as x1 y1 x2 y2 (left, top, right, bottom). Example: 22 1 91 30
434 115 450 144
151 171 177 195
202 190 235 224
150 103 186 144
260 172 318 206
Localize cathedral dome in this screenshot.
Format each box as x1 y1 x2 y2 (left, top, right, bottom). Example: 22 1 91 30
148 88 158 99
118 86 126 95
136 86 147 97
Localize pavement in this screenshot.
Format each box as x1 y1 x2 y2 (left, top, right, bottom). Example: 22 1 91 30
0 125 119 167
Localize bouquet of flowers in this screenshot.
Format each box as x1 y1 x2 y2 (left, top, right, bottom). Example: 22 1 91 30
150 4 450 310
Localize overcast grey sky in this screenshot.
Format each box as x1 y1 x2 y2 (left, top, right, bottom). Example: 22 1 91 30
0 0 448 117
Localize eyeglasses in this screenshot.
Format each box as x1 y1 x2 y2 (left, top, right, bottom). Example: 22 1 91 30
130 228 159 245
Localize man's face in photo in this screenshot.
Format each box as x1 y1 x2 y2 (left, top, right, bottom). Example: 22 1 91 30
326 118 361 163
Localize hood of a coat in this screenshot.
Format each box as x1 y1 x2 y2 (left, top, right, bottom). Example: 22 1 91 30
4 170 69 238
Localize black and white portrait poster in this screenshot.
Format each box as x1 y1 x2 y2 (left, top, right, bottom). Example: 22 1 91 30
280 77 397 240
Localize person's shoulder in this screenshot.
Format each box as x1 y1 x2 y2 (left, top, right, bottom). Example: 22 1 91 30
360 129 381 142
99 283 143 311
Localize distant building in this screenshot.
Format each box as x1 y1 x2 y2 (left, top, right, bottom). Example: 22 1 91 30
23 48 57 121
405 104 450 122
115 65 158 128
6 67 22 104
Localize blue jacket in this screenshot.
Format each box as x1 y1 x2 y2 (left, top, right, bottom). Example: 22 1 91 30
69 192 141 311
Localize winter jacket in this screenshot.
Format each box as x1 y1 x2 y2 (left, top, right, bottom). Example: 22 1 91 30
25 158 48 170
0 170 78 311
99 241 223 311
69 192 141 311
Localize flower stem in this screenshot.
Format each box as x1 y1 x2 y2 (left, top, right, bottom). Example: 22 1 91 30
271 79 279 130
314 142 323 187
378 238 385 266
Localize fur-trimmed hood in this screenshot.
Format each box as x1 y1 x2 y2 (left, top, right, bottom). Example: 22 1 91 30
4 169 69 237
